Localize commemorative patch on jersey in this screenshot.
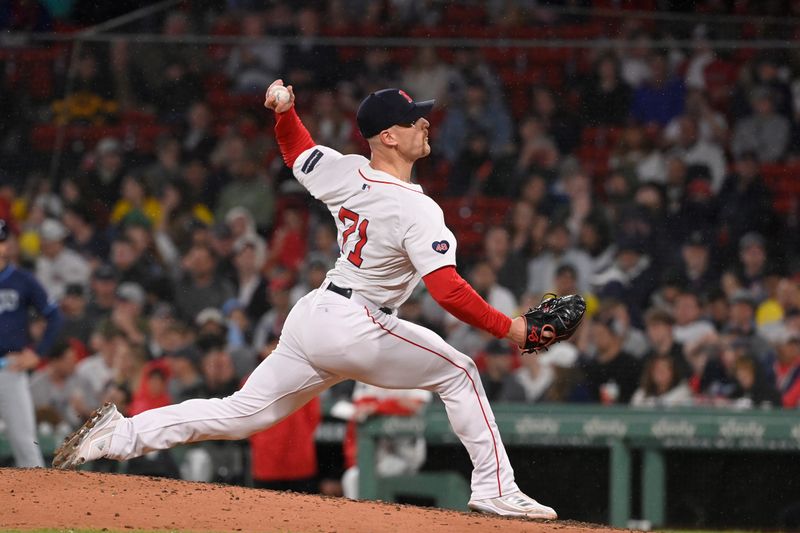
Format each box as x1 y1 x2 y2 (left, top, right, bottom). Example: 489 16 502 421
431 240 450 254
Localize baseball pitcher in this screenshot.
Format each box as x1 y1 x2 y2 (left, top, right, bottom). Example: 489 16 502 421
54 81 585 519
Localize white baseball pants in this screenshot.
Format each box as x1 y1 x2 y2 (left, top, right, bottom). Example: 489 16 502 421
0 368 45 467
107 286 519 500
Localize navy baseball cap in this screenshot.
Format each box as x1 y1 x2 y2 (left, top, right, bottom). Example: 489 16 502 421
356 88 435 139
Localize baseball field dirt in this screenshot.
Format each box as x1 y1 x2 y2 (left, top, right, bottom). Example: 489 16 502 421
0 469 626 532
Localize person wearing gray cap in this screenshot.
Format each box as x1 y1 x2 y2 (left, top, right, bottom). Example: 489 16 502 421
738 231 769 302
34 218 91 301
731 85 790 162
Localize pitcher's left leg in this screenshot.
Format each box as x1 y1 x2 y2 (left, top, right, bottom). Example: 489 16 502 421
311 306 517 500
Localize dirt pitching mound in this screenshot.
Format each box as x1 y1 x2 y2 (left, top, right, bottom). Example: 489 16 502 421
1 469 623 532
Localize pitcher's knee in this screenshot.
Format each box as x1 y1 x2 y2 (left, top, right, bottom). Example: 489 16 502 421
437 353 481 394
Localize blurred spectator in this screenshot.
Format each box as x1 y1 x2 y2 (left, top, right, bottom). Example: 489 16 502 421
181 102 218 163
352 48 401 96
606 298 650 359
109 234 149 287
513 116 560 184
289 260 327 307
232 233 269 320
110 174 161 228
483 226 527 300
401 47 454 103
478 340 525 402
664 89 728 146
580 54 632 127
108 282 148 347
531 85 580 155
215 157 275 232
450 130 514 197
643 307 691 378
53 50 116 125
527 222 592 297
773 331 800 408
129 359 172 416
147 302 176 358
250 332 320 494
59 283 93 346
195 307 256 379
165 344 203 404
174 244 234 323
630 51 686 127
731 87 790 162
35 218 91 300
226 12 283 94
630 355 693 407
592 236 659 322
209 222 237 282
700 338 745 401
578 215 616 279
674 230 718 295
252 276 293 355
672 290 716 348
305 222 339 269
726 290 772 361
141 137 183 193
85 264 118 323
30 340 80 427
581 316 643 404
513 343 559 403
311 91 356 153
717 153 773 260
196 334 239 398
266 207 307 274
731 354 782 408
72 323 123 417
438 78 513 162
183 157 219 210
62 202 110 264
736 232 769 302
610 126 667 185
666 117 726 194
80 137 127 211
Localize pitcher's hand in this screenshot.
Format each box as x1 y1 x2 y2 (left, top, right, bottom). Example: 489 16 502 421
264 79 296 114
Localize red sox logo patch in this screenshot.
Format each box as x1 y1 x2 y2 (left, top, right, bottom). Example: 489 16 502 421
398 89 413 103
432 240 450 254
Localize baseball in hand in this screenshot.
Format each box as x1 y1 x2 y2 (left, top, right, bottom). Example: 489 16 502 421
270 85 291 105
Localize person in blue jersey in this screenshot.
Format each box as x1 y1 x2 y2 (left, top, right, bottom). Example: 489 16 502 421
0 219 63 467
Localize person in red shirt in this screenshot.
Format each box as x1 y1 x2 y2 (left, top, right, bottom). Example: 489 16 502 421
248 334 321 493
774 331 800 408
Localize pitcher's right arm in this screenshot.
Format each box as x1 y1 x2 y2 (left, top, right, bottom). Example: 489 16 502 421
265 80 361 205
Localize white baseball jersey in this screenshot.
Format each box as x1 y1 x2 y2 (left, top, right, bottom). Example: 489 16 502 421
292 145 457 310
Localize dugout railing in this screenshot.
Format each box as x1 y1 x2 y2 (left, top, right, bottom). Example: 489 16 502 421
356 403 800 528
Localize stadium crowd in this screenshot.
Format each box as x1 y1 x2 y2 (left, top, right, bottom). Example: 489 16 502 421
1 0 800 488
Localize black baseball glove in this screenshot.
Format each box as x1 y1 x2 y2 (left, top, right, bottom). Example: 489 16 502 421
522 294 586 354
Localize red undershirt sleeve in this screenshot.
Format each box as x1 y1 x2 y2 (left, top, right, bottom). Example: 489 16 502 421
274 107 316 168
423 265 512 339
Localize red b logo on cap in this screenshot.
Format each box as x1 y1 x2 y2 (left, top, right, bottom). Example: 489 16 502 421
398 90 413 103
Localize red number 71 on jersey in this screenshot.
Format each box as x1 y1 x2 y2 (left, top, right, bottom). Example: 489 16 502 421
338 207 369 268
